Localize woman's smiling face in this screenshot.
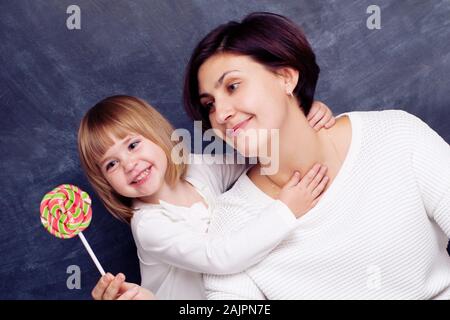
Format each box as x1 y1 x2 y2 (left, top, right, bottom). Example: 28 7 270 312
198 53 296 157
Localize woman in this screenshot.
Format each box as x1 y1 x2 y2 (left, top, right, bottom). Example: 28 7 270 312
183 12 450 299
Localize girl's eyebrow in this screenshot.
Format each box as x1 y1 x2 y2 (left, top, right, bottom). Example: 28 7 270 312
100 135 135 166
199 70 241 99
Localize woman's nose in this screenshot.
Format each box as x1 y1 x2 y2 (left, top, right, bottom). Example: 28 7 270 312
214 100 235 124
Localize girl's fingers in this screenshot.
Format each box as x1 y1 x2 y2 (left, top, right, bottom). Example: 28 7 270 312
103 273 126 300
307 101 322 121
91 273 114 300
307 166 328 190
120 281 137 292
284 171 301 188
313 105 333 130
314 106 334 130
310 195 323 208
309 109 325 129
298 163 321 187
117 286 140 300
324 116 336 129
312 176 329 198
313 113 332 130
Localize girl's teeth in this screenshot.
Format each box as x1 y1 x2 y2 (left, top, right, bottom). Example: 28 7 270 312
135 168 150 182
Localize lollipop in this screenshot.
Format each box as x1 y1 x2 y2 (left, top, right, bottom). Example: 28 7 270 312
40 184 105 275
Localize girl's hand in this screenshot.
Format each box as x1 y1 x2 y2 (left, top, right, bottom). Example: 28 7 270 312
117 281 155 300
91 273 155 300
307 101 336 131
278 164 329 218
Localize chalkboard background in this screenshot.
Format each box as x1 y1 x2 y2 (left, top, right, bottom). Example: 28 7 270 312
1 0 449 299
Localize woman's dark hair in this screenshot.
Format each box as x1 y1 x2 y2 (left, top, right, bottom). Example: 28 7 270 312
183 12 320 131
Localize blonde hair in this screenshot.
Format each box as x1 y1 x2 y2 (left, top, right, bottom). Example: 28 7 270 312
77 95 187 223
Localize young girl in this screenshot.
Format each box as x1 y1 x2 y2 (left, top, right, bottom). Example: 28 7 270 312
78 95 335 300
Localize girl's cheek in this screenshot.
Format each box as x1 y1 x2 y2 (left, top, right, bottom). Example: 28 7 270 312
105 174 119 190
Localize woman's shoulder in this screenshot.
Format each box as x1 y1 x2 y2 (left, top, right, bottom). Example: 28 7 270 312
346 109 429 141
348 109 424 128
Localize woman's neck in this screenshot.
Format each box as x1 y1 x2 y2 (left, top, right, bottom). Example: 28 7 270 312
255 106 349 192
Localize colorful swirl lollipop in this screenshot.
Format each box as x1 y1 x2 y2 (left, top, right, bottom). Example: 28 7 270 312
40 184 105 275
40 184 92 239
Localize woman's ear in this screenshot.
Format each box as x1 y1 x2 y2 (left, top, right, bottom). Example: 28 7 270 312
276 67 300 95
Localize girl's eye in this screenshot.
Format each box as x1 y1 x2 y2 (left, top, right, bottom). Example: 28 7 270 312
129 141 140 150
106 160 117 171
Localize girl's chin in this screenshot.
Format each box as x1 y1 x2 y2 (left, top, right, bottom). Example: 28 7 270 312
135 190 158 203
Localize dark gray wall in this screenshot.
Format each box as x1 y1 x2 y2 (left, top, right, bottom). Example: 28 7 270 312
1 0 449 299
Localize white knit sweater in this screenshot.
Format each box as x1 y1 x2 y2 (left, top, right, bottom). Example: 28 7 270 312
131 154 296 300
204 110 450 300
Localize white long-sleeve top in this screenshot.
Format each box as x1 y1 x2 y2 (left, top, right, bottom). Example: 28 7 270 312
130 153 297 300
204 110 450 300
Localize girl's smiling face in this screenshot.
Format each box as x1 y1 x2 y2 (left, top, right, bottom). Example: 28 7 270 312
198 53 298 157
99 134 168 200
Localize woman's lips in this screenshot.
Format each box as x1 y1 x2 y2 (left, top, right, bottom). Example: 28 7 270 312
228 117 253 137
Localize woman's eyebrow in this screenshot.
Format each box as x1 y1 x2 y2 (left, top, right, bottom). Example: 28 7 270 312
215 70 240 88
100 135 134 165
199 70 241 98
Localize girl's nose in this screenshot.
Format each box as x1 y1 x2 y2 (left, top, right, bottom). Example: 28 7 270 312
124 157 138 172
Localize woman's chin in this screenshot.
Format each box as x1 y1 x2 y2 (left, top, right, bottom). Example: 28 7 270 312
235 139 271 158
234 145 259 158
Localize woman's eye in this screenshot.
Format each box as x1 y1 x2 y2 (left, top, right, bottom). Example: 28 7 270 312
129 141 140 150
202 101 215 112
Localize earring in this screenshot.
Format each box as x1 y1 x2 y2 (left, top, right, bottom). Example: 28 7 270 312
287 91 294 98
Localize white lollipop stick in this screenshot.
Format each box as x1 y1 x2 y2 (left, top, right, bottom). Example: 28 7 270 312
78 231 105 276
